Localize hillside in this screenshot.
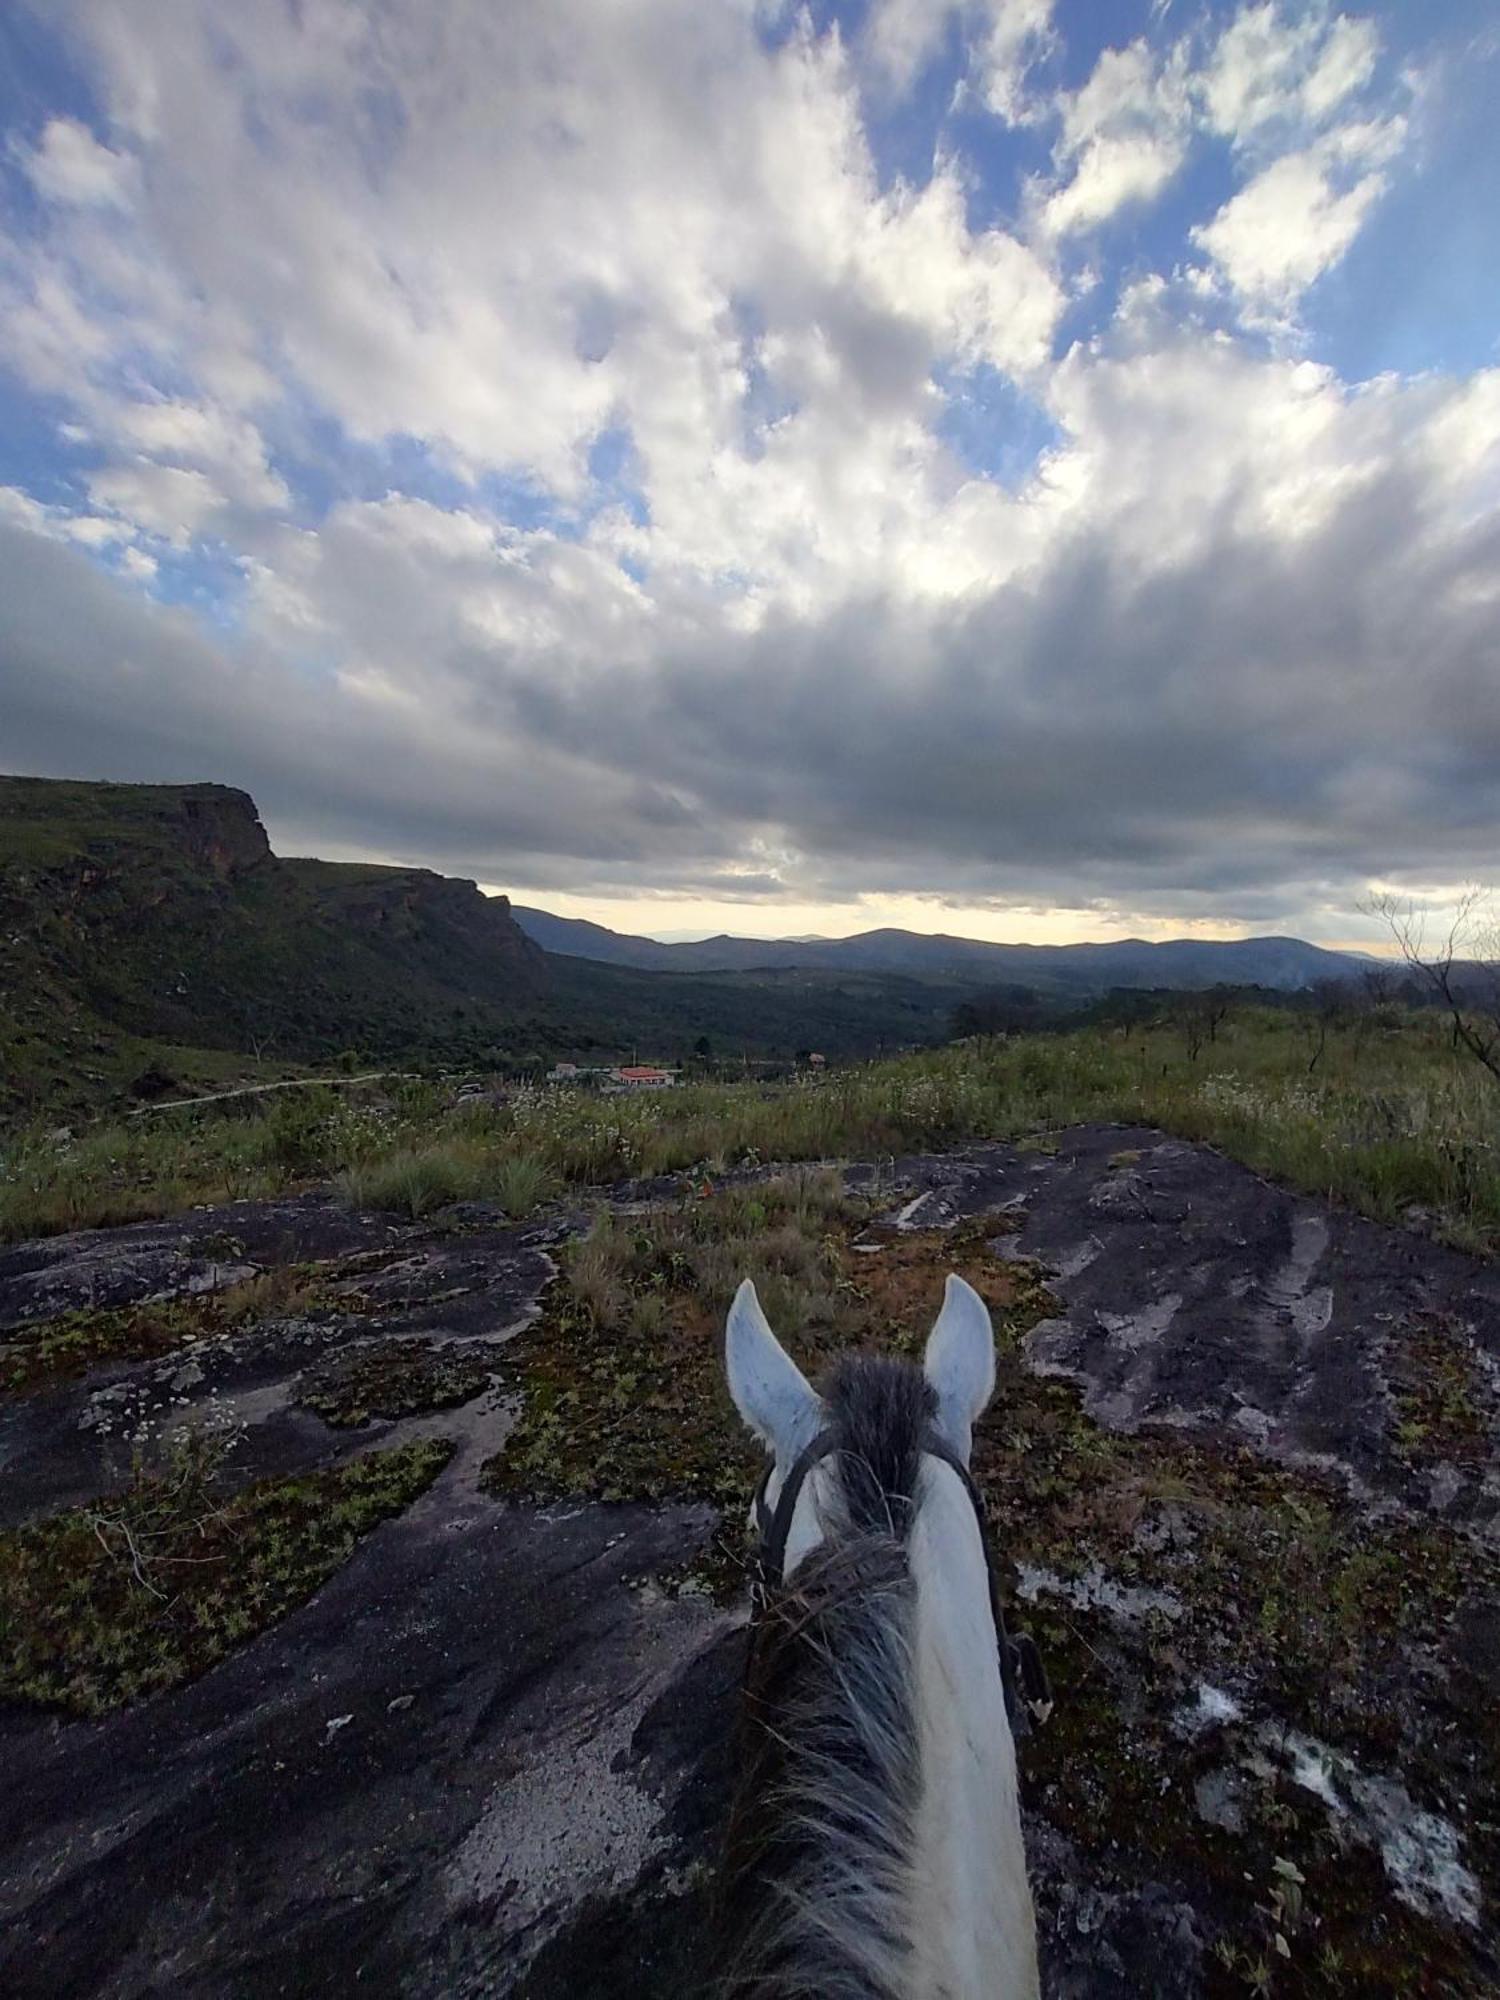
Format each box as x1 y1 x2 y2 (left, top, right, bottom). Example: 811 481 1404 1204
0 779 562 1111
0 777 975 1116
514 905 1369 993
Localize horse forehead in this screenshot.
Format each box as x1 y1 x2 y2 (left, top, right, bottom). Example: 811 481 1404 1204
779 1448 963 1576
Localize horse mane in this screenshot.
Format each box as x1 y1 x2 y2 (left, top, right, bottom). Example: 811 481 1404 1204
711 1354 937 1999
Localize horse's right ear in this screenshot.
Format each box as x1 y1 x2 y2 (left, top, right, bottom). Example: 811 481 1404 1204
924 1272 996 1463
726 1279 819 1462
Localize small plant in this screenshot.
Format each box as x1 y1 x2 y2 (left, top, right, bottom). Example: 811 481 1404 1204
298 1338 494 1427
566 1213 632 1329
490 1150 554 1217
627 1290 670 1339
338 1140 481 1217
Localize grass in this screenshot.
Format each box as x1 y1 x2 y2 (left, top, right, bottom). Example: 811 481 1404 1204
3 1008 1499 1256
482 1168 866 1509
1383 1312 1491 1474
0 1429 453 1715
337 1138 555 1219
480 1169 1045 1519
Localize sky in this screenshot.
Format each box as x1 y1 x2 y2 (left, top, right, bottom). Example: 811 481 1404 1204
1 1 1497 949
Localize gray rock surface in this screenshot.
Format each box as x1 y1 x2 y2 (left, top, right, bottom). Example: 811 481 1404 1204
2 1128 1497 1994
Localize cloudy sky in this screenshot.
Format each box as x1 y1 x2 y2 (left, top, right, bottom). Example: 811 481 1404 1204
2 0 1497 947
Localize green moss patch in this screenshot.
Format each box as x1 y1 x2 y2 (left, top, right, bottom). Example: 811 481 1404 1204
1385 1312 1493 1472
977 1348 1494 1993
297 1337 495 1427
0 1264 384 1401
0 1433 452 1715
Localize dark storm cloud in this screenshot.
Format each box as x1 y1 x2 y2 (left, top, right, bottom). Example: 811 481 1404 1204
4 361 1497 921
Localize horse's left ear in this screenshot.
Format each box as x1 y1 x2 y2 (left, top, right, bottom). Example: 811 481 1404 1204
726 1278 820 1463
924 1273 996 1462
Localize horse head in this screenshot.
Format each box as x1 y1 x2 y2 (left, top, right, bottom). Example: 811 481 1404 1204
716 1273 1041 2000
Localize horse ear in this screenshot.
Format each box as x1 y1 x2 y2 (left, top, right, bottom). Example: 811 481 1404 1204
726 1278 819 1461
924 1273 996 1462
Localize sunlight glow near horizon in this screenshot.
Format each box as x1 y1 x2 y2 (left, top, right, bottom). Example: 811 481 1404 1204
479 884 1414 956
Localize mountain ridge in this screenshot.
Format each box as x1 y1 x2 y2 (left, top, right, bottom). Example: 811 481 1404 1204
510 904 1369 993
0 776 983 1113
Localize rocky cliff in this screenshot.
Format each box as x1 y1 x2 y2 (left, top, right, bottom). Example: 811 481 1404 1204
0 777 548 1106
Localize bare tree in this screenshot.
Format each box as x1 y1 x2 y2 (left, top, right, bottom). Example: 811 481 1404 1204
1176 988 1234 1062
1300 978 1358 1074
1361 965 1398 1009
1367 889 1500 1085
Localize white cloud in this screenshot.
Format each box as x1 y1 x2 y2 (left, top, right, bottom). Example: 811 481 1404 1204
118 545 159 582
111 400 289 512
1034 4 1400 289
2 1 1058 603
972 0 1057 122
0 483 133 548
864 0 1054 116
86 463 223 545
1040 39 1192 237
0 0 1492 934
16 115 136 206
1202 4 1380 145
864 0 958 89
1192 124 1399 317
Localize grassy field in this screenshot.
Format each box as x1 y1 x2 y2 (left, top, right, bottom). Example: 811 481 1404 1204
2 1005 1497 1255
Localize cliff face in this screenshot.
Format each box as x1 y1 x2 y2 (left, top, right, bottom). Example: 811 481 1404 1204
0 777 548 1097
282 858 546 998
172 786 274 880
0 778 270 879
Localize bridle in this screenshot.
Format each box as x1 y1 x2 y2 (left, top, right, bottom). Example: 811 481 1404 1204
752 1426 1052 1740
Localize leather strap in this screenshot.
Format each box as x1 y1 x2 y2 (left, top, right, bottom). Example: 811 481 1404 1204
751 1426 1051 1740
752 1426 839 1594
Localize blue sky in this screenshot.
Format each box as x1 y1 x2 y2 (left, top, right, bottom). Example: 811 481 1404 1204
1 0 1497 947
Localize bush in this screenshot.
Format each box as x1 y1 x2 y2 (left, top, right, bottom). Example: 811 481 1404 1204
338 1140 485 1217
491 1151 554 1217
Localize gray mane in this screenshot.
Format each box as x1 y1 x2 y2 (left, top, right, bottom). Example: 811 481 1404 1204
712 1355 937 1998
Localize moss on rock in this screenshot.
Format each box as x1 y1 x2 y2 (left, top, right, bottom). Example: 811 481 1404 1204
0 1433 452 1715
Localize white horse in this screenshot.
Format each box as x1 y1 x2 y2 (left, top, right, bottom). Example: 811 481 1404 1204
713 1273 1040 1999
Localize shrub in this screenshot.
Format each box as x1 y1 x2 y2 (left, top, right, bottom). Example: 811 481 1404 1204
338 1140 483 1217
491 1151 554 1217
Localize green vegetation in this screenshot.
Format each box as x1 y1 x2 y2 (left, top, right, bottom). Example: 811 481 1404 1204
337 1135 555 1218
0 775 981 1124
6 1005 1500 1254
479 1174 1050 1566
0 776 552 1123
297 1337 495 1427
0 1431 452 1715
481 1169 873 1508
1 1266 330 1399
1384 1312 1490 1473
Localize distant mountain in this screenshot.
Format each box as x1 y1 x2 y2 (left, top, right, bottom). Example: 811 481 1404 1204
512 906 1368 994
0 777 979 1116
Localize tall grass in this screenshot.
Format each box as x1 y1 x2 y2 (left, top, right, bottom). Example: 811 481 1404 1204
3 1011 1498 1254
560 1165 855 1337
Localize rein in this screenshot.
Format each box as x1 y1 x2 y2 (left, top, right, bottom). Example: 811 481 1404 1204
752 1427 1052 1740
